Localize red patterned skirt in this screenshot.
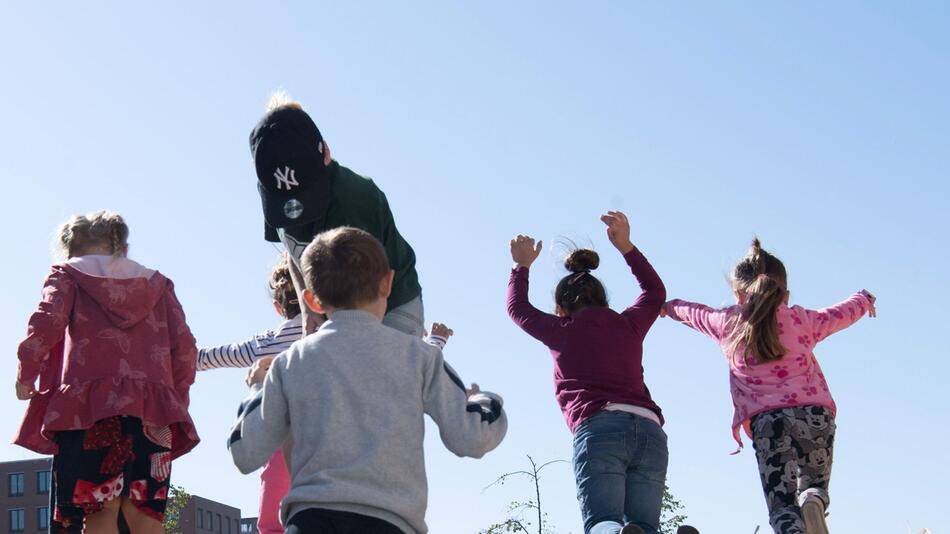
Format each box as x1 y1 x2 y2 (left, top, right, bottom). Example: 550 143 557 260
50 416 172 533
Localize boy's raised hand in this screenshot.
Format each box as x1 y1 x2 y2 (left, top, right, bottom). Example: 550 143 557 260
600 210 634 254
510 235 542 269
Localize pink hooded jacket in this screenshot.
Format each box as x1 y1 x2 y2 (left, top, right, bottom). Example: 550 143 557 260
14 256 199 459
665 290 873 451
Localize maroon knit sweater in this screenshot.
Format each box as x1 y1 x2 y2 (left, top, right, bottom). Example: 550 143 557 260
507 248 665 432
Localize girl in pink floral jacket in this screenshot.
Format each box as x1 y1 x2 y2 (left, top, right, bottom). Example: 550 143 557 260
14 210 199 534
663 238 875 534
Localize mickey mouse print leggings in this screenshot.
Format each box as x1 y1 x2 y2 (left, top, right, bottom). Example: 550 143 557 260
750 405 836 534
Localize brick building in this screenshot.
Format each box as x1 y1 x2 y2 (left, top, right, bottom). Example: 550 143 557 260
0 458 52 533
1 458 246 534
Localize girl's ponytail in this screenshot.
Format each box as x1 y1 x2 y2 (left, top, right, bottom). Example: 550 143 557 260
730 238 789 364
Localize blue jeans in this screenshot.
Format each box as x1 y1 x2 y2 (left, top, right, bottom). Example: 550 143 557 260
382 295 425 337
573 411 669 534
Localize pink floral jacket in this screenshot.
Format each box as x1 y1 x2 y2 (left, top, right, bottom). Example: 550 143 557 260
14 256 199 459
665 290 873 451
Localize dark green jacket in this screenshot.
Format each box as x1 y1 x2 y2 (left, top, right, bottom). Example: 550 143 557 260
275 161 422 311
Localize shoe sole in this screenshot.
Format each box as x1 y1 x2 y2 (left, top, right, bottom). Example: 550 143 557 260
801 501 828 534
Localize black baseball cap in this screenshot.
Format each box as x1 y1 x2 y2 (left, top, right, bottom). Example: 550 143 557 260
249 106 331 242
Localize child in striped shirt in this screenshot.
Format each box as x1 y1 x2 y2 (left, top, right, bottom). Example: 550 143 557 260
197 254 300 534
197 255 303 372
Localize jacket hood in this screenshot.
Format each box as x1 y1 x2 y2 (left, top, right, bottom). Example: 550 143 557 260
60 255 169 329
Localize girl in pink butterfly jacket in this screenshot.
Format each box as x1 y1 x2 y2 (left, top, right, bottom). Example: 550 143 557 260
14 210 199 534
662 238 875 534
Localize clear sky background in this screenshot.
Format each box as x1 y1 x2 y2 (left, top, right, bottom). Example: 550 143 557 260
1 2 947 533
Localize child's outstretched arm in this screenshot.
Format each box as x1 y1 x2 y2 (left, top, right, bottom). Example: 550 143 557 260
16 267 76 399
602 211 667 333
507 235 565 347
422 345 507 458
197 322 301 371
165 281 198 407
663 299 730 342
228 355 291 474
806 290 876 343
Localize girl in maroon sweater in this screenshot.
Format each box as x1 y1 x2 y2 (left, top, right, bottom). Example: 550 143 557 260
508 211 692 534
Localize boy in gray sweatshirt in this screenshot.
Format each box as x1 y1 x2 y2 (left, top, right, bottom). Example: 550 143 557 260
228 227 508 534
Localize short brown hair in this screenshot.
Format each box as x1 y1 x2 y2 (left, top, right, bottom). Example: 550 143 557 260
301 227 391 309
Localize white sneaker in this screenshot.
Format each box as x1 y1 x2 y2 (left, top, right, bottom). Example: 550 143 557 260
800 494 829 534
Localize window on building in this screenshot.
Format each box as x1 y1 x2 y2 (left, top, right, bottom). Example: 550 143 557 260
225 515 231 534
36 472 50 495
8 473 24 497
197 507 204 529
206 511 212 531
37 507 49 530
9 509 25 533
216 513 222 533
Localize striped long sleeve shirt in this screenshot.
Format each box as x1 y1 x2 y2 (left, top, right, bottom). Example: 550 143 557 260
197 315 304 371
198 314 449 371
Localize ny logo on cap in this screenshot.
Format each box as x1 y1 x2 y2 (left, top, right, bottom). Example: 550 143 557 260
274 166 299 190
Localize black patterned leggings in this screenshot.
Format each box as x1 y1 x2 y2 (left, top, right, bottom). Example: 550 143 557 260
750 405 835 534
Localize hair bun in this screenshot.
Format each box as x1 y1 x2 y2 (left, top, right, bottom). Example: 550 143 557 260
565 249 599 273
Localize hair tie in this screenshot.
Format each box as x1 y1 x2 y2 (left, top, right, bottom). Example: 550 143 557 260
568 271 590 285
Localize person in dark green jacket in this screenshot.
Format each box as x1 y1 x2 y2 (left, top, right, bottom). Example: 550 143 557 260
249 92 423 336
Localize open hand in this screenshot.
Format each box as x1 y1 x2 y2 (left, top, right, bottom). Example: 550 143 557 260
658 303 668 318
15 381 36 400
600 210 634 254
510 235 543 269
246 356 275 387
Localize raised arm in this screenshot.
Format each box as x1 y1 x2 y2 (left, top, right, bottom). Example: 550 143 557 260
600 211 666 334
278 228 325 336
17 267 76 389
506 235 565 348
619 247 666 332
806 290 875 343
165 281 197 407
424 322 453 350
422 345 507 458
664 299 731 342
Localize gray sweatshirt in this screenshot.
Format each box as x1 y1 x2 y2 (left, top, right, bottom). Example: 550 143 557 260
227 310 507 534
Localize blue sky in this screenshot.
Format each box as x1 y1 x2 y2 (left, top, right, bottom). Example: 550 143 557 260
1 2 947 532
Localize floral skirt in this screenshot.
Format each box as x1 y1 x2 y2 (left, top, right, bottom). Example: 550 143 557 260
50 416 172 532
